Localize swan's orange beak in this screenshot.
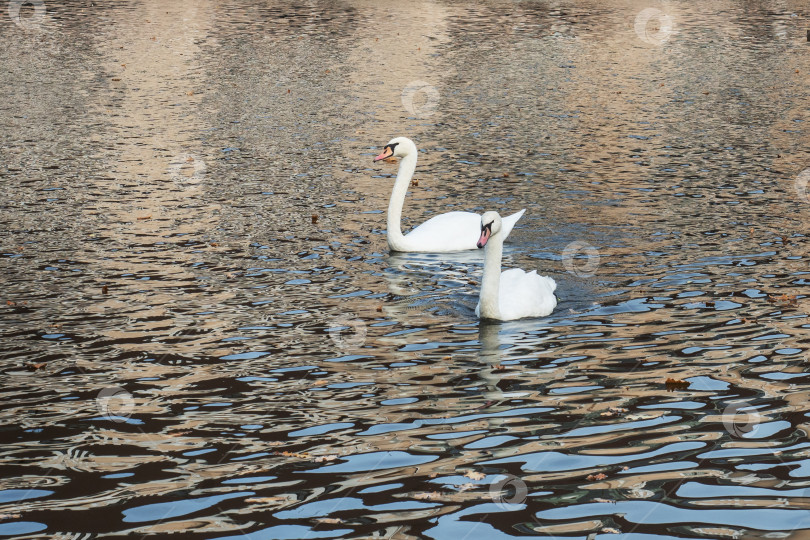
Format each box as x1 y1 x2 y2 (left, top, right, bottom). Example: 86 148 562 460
477 225 491 249
373 145 394 162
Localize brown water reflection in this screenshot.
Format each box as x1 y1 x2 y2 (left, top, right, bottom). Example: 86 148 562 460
1 0 810 538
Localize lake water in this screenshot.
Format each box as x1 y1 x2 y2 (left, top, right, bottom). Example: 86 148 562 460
2 0 810 538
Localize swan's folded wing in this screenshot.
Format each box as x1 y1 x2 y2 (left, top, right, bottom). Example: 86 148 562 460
499 269 557 320
403 211 481 252
500 209 526 241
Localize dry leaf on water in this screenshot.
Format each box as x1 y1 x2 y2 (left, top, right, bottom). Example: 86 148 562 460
586 473 607 481
245 496 291 503
414 491 441 500
665 378 689 391
316 517 343 524
464 471 486 481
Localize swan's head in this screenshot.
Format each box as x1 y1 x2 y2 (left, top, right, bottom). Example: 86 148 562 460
373 137 416 162
477 211 502 248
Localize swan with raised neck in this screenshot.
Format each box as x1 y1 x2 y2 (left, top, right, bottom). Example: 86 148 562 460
475 211 558 321
373 137 526 253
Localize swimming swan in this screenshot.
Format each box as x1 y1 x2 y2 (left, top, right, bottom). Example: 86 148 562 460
475 211 557 321
373 137 525 253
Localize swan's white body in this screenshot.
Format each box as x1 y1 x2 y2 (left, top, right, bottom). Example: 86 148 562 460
374 137 525 253
475 211 557 321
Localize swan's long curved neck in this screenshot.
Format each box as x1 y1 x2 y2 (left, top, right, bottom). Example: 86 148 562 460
479 233 503 320
387 152 417 251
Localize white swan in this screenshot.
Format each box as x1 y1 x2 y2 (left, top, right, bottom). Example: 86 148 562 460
373 137 525 253
475 211 557 321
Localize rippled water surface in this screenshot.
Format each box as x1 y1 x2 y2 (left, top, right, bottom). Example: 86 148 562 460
2 0 810 538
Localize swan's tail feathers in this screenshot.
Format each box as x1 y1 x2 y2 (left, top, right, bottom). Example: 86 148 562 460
501 208 527 241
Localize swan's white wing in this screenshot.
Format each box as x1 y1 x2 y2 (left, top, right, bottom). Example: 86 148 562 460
401 211 481 252
500 209 526 241
498 269 557 320
396 209 526 253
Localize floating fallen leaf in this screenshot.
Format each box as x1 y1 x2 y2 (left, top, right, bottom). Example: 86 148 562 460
210 242 219 247
186 91 194 96
599 407 627 417
26 362 46 370
316 517 343 524
245 496 290 503
414 491 441 500
411 178 419 186
464 471 486 481
601 528 620 534
102 285 109 294
136 215 151 220
586 473 607 481
313 454 337 462
287 89 290 93
376 305 383 312
276 450 311 459
503 172 509 177
442 356 451 360
311 214 319 224
665 378 689 391
111 78 121 81
6 300 15 306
